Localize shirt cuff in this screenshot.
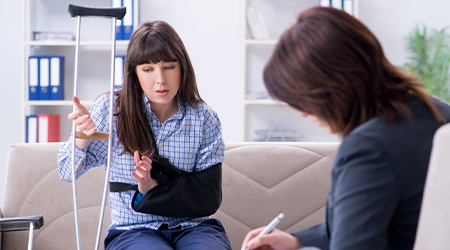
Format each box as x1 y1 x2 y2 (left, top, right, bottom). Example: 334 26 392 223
133 192 145 207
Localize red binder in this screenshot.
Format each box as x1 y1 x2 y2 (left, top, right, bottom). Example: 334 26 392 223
37 114 60 142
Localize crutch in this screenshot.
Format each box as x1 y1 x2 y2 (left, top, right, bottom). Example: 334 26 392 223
68 4 126 250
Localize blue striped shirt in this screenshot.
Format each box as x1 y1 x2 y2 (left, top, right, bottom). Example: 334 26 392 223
58 92 224 231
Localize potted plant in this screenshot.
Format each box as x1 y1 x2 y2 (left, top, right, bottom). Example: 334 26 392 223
403 23 450 103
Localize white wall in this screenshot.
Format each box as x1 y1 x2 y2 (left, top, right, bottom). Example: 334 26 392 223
137 0 242 143
1 0 450 207
1 1 23 208
359 0 450 67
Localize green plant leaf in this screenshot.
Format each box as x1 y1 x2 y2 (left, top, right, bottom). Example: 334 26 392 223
404 23 450 102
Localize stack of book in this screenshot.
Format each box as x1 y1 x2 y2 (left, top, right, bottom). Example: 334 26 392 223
253 122 302 142
246 90 271 100
33 31 75 41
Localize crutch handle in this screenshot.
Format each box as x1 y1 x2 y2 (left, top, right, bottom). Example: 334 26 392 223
68 4 126 20
76 131 110 140
0 215 44 232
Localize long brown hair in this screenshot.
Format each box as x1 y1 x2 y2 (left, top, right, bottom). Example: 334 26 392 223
264 7 445 137
115 20 203 157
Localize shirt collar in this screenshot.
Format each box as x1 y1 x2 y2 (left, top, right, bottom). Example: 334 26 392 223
142 93 185 119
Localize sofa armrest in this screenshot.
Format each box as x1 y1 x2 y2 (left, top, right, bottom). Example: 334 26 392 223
0 215 44 232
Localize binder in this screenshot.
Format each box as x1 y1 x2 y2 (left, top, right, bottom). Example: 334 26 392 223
50 56 64 100
26 115 38 143
320 0 331 7
28 56 39 100
246 7 257 39
122 0 133 40
39 57 50 100
114 55 125 88
112 0 123 40
247 6 263 40
256 12 270 40
331 0 343 9
38 114 60 143
343 0 354 15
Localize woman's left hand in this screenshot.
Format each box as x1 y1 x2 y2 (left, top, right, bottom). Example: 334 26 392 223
131 151 158 194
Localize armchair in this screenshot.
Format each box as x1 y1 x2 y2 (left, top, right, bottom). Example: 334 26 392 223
414 123 450 250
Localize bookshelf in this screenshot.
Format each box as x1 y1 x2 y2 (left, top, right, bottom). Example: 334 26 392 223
21 0 139 142
241 0 359 142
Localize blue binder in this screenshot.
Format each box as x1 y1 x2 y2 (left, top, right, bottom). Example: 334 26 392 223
331 0 343 9
26 115 38 143
39 57 50 100
28 56 40 100
114 56 125 88
112 0 124 40
122 0 133 40
50 56 64 100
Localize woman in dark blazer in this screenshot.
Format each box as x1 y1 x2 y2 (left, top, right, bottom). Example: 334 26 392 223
242 6 450 250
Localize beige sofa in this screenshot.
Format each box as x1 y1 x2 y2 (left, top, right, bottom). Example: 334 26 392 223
1 142 340 250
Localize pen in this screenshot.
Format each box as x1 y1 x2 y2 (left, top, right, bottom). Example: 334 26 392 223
244 213 285 250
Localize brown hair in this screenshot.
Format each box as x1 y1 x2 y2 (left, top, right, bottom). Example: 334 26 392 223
115 20 203 157
263 7 445 137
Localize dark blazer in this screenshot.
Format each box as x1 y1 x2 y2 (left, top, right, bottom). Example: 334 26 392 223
294 95 450 250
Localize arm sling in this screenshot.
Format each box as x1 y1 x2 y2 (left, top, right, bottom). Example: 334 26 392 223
109 125 222 218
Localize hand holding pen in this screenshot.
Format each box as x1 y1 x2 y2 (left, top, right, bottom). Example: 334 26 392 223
242 213 292 250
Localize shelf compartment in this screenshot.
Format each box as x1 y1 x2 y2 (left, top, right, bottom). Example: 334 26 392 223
24 100 95 106
25 40 130 47
245 39 277 46
244 105 340 142
243 99 285 105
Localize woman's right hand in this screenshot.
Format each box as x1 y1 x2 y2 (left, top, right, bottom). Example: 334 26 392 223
242 228 302 250
68 96 97 136
131 151 158 194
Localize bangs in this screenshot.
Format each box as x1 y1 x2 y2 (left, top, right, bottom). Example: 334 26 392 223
130 33 178 66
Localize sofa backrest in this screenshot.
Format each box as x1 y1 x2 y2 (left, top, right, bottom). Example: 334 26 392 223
2 141 339 250
2 142 110 250
213 142 339 250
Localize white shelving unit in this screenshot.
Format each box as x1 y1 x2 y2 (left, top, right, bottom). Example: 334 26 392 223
21 0 139 142
241 0 358 142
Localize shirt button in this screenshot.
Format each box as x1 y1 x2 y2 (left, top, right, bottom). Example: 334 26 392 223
159 143 163 148
153 120 156 124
